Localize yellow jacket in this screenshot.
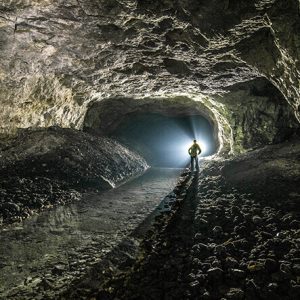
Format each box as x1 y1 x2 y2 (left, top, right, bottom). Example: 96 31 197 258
188 143 201 157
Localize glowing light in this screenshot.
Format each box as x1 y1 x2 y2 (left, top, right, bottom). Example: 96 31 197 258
113 113 216 167
183 139 208 157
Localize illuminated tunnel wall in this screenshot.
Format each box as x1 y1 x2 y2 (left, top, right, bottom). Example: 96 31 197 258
83 97 220 167
110 113 216 167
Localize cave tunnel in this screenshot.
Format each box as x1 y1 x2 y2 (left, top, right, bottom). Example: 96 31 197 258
1 1 300 298
83 97 220 167
110 113 216 167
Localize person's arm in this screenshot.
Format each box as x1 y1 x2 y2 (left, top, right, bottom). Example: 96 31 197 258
188 146 192 155
197 144 201 155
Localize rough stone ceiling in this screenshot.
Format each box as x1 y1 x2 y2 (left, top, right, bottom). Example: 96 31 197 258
83 96 225 153
0 0 299 153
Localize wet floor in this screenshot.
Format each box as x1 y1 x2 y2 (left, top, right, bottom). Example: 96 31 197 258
0 168 182 299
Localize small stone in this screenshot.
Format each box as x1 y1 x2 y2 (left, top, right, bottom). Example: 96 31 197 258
212 226 223 237
230 268 246 279
260 231 273 239
226 288 244 299
52 264 66 275
189 280 199 288
207 267 223 280
267 282 278 292
192 257 201 266
275 232 285 239
194 232 203 241
30 277 42 287
201 290 211 299
280 263 292 274
252 215 262 225
225 257 239 268
247 261 264 272
212 260 221 268
25 276 33 285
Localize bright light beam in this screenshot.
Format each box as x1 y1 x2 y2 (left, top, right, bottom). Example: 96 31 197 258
182 139 208 157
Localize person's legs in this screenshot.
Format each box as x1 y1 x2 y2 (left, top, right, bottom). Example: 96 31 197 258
195 156 199 171
190 156 194 171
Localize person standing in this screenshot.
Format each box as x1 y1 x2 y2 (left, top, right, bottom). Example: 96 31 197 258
188 139 201 171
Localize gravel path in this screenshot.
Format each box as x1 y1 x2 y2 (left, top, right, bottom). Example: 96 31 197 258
0 168 182 300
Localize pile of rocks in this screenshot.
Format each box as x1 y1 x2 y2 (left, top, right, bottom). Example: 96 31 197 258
0 127 148 225
188 174 300 299
0 176 80 224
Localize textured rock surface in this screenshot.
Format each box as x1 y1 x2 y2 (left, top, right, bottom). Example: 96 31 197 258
0 1 299 297
0 126 147 224
0 0 299 153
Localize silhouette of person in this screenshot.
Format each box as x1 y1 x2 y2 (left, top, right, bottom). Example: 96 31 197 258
188 139 201 171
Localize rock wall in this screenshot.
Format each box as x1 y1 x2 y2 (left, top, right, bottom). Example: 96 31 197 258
0 0 299 153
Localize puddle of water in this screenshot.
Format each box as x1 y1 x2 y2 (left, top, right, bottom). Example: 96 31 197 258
0 168 182 299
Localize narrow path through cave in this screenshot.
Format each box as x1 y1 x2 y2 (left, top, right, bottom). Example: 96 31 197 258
0 168 182 300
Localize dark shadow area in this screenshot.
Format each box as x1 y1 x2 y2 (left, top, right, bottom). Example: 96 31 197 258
110 113 216 167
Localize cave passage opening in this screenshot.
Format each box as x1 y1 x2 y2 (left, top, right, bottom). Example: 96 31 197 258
110 113 216 167
83 97 221 168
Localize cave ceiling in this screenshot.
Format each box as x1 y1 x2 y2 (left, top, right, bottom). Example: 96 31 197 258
0 0 299 153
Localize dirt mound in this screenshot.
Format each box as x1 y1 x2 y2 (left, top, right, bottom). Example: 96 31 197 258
0 127 148 225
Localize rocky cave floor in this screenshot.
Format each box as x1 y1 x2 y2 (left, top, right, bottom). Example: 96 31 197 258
62 137 300 300
0 130 300 299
